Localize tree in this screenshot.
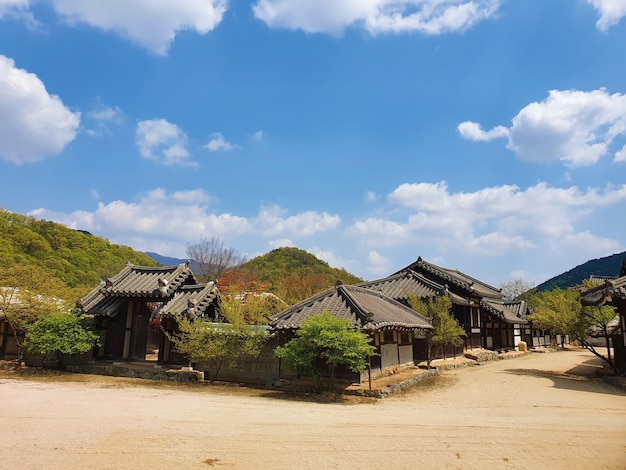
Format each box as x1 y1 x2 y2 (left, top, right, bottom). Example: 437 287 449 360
0 265 73 367
166 299 269 382
275 311 376 390
528 288 619 372
500 278 536 301
578 304 619 373
276 271 328 305
186 235 246 282
407 294 465 368
25 310 100 370
527 288 583 347
218 270 272 296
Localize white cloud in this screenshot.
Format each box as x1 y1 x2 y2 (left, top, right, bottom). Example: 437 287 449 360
367 250 391 277
0 55 80 165
307 247 356 272
257 205 341 237
457 121 508 141
86 104 123 137
0 0 28 17
136 119 193 166
28 189 348 261
29 188 250 257
253 130 266 141
269 238 294 249
252 0 500 35
459 89 626 167
87 104 123 123
49 0 227 55
587 0 626 31
366 191 377 202
615 144 626 162
348 181 626 259
204 132 239 152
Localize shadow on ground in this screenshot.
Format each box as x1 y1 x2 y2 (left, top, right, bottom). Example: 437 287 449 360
502 356 625 396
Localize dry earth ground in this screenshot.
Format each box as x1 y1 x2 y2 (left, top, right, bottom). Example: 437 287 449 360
1 349 625 469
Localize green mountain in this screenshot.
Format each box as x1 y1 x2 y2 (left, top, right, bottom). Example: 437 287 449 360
237 247 363 305
0 209 157 292
536 251 626 292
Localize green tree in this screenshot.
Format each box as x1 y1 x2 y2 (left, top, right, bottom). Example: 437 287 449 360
275 311 376 390
0 265 73 367
527 288 583 347
25 311 100 370
579 304 619 373
167 316 268 383
528 288 619 372
407 294 465 368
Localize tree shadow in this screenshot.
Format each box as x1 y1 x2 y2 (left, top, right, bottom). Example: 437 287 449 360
502 357 625 396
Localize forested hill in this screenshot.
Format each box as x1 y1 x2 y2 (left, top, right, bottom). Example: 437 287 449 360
536 251 626 292
0 209 157 292
237 247 363 305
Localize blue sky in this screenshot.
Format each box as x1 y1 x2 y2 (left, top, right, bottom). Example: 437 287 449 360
1 0 625 287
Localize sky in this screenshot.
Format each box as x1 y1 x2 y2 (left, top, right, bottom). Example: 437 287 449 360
1 0 626 288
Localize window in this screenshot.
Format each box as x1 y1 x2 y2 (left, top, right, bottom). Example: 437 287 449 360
383 330 394 343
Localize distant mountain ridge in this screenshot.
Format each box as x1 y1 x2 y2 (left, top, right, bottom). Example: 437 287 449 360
536 251 626 291
144 252 202 274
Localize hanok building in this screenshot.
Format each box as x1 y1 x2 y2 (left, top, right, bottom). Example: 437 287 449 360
269 282 433 381
359 257 533 353
77 262 220 364
580 275 626 374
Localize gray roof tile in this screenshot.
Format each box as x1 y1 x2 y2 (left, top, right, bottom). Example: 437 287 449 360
580 276 626 306
270 283 433 332
480 299 530 324
152 282 220 320
399 257 502 299
358 269 470 306
77 262 197 315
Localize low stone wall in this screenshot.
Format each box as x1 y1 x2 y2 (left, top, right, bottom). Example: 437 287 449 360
65 363 204 383
347 369 440 398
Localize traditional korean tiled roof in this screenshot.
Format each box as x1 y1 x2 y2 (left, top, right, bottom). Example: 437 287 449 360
357 269 470 306
580 276 626 306
399 257 502 299
480 299 530 324
77 262 197 315
588 274 617 284
152 282 220 320
269 283 433 332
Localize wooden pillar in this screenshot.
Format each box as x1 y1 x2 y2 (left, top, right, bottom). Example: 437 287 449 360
122 302 133 360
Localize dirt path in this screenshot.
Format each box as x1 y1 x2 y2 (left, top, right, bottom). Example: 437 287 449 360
1 349 625 469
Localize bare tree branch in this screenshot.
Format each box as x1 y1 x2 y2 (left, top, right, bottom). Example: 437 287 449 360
185 236 246 282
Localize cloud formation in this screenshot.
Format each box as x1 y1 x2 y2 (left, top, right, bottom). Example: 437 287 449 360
86 103 124 137
257 205 341 237
0 0 29 17
0 55 80 165
458 89 626 167
135 119 192 166
204 132 239 152
587 0 626 31
253 0 500 35
49 0 227 55
348 181 626 259
30 189 344 259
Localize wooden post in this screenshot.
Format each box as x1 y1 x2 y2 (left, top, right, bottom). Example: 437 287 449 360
368 355 372 391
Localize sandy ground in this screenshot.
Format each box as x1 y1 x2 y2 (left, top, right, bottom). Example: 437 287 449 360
1 349 625 470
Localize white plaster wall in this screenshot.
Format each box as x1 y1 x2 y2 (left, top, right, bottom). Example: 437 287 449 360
398 345 413 365
380 343 398 369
